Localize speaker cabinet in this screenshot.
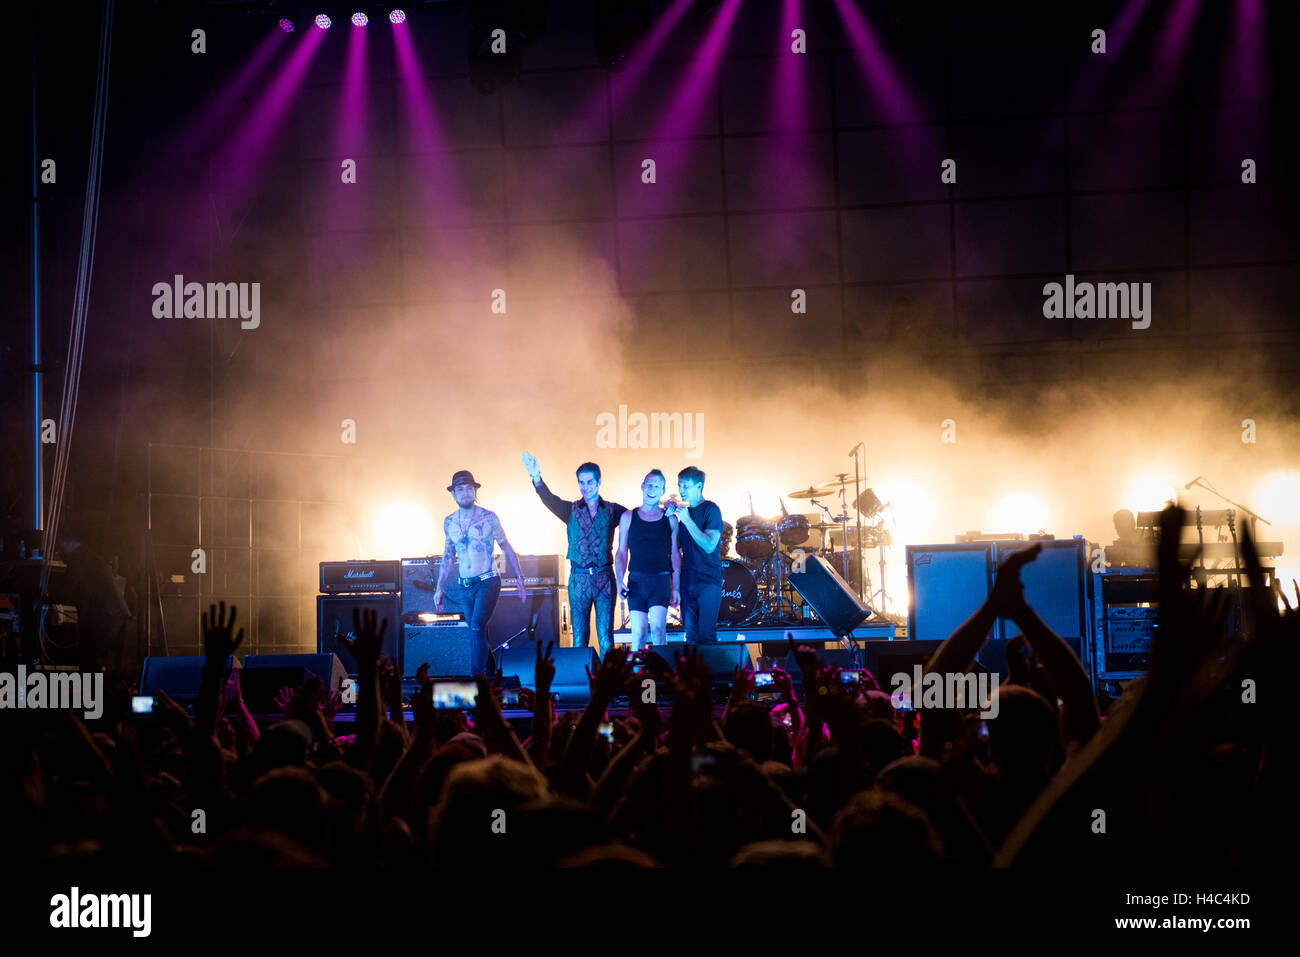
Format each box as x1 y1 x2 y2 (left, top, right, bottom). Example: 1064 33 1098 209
240 653 347 714
906 540 1087 677
403 622 478 678
865 639 948 692
787 555 872 637
139 655 238 705
496 645 597 706
643 643 752 680
317 594 400 675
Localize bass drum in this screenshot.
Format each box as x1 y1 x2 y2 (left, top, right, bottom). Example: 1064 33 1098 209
718 559 757 624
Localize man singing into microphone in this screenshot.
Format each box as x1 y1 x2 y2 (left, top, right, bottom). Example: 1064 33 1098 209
433 470 528 676
667 466 724 645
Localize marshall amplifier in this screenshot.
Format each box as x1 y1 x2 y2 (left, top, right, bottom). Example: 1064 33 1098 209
320 559 401 594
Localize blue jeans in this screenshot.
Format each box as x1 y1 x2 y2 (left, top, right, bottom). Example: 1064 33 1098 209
444 575 501 676
681 579 722 644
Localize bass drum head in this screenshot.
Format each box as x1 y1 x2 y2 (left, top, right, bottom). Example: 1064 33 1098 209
718 559 757 624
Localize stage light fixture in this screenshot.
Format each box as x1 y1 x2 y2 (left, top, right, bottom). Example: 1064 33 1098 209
466 1 547 95
390 9 406 24
594 0 649 68
278 18 294 32
315 14 332 30
351 12 368 26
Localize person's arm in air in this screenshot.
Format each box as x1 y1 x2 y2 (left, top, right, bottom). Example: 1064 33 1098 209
522 452 573 523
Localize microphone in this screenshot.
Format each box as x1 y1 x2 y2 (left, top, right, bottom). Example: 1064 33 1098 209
1184 476 1203 490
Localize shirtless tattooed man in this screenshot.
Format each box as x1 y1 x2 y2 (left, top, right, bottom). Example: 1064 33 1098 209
432 469 528 676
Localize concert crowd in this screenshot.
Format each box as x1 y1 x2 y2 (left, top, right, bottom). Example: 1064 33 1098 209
1 507 1287 872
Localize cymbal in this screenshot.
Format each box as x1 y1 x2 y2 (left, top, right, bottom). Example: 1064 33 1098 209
788 483 843 499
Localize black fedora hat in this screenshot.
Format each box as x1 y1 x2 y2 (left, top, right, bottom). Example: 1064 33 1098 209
447 469 482 491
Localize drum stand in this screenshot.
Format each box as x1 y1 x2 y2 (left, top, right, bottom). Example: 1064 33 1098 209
743 550 798 624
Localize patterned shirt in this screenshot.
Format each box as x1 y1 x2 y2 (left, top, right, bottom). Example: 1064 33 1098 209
532 478 627 568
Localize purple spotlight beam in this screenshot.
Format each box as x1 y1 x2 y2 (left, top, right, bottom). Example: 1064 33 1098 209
833 0 923 125
192 26 326 235
392 16 465 226
169 29 286 169
651 0 743 142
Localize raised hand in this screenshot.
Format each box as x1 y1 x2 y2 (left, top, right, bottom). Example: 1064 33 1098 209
787 639 821 681
626 670 662 737
220 668 244 712
321 688 342 721
411 663 435 734
336 607 388 672
729 665 756 704
989 543 1042 618
534 640 556 698
772 667 796 700
153 688 192 736
522 451 540 481
586 646 633 705
202 601 244 662
273 686 297 721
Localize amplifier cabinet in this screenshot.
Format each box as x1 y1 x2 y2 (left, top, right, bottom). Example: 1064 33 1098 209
320 559 401 594
317 593 401 674
906 539 1088 678
906 544 995 643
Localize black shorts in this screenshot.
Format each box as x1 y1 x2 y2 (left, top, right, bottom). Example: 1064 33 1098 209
626 572 671 613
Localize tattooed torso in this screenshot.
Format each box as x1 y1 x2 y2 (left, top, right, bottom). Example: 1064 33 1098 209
443 506 504 578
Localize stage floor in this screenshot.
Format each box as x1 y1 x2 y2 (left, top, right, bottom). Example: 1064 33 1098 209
610 621 897 645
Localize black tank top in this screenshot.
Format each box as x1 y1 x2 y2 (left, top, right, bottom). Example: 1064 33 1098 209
628 508 672 574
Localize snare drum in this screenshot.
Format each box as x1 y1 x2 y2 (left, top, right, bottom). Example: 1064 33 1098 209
718 559 757 624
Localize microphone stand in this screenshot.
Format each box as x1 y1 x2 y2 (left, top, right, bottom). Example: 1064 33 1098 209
850 444 865 602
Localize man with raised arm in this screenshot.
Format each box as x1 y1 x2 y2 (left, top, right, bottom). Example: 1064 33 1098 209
522 452 626 659
433 470 527 677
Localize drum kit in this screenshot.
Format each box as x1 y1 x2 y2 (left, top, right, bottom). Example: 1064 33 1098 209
716 477 895 626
